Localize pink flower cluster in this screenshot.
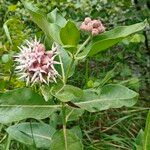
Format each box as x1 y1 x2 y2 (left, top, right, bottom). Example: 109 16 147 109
14 37 60 85
80 17 105 36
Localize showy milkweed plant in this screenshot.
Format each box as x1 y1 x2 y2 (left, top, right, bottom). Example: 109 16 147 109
0 1 147 150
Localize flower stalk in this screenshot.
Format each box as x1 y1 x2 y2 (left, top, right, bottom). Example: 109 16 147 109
75 36 91 57
62 102 68 150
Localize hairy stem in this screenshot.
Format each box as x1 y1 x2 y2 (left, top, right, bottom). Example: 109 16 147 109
5 135 11 150
85 58 89 87
62 103 67 150
59 54 66 84
75 36 91 57
65 58 75 83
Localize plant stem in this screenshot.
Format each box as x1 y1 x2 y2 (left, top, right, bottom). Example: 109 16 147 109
75 36 91 57
65 58 75 84
62 102 67 150
59 44 77 150
85 58 89 86
7 67 14 89
59 54 65 84
5 135 11 150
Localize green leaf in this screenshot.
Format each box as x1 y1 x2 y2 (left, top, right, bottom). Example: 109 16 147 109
143 110 150 150
135 129 144 150
59 106 84 122
53 84 83 102
40 85 53 102
83 20 147 57
95 66 117 87
119 77 140 91
0 88 60 124
60 21 80 49
6 122 56 149
122 33 145 44
47 8 66 27
51 130 83 150
73 84 138 112
3 19 14 45
1 54 10 63
70 126 83 139
8 5 17 12
52 106 84 125
65 107 84 122
62 45 77 53
58 47 75 78
22 1 61 43
129 34 145 43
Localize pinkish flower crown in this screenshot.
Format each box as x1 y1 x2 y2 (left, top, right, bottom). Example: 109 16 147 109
14 37 60 86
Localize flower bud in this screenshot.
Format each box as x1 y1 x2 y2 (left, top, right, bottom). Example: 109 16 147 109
86 22 93 31
97 25 105 33
92 20 101 28
92 28 99 36
80 17 106 35
84 17 91 25
80 23 86 30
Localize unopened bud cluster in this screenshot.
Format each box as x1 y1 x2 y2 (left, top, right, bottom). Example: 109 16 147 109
80 17 105 36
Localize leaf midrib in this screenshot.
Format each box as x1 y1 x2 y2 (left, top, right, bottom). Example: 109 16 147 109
75 96 137 105
23 132 52 140
0 104 61 108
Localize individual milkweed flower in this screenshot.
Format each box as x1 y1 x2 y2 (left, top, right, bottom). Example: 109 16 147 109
92 28 99 36
80 17 105 36
14 37 60 86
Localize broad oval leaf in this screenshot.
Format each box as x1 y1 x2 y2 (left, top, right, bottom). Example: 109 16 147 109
51 130 83 150
0 88 60 124
6 122 56 149
53 84 83 102
22 1 61 44
74 84 138 112
60 21 80 49
58 47 75 78
143 110 150 150
47 8 66 27
79 20 147 57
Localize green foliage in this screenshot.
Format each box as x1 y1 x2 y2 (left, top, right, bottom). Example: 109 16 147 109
47 8 67 27
84 20 147 57
22 1 61 44
75 84 138 112
3 19 13 45
0 0 149 149
6 122 56 149
51 130 83 150
60 21 80 52
135 129 144 150
134 111 150 150
143 110 150 150
40 85 53 102
53 84 83 102
58 47 76 78
0 88 59 124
